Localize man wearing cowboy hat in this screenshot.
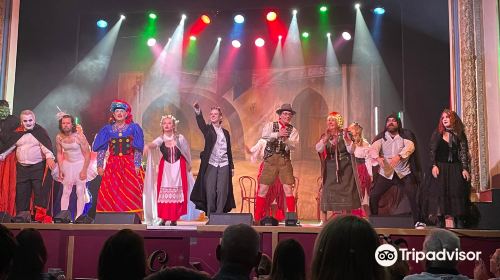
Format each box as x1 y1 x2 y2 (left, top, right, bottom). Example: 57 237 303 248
254 104 299 223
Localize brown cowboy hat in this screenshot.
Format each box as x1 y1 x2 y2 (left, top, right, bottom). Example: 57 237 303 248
276 103 296 115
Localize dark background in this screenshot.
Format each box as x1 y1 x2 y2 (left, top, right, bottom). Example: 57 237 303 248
13 0 450 171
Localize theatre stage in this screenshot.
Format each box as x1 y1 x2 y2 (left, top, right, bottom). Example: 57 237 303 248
4 222 500 279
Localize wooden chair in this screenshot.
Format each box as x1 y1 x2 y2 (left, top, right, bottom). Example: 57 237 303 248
315 176 323 221
238 176 257 213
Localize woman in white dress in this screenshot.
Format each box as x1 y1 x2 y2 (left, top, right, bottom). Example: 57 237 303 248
144 115 198 226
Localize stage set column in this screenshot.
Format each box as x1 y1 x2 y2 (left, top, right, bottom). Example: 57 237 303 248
448 0 497 196
0 0 19 108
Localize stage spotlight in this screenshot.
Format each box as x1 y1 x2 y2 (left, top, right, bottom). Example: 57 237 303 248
231 40 241 48
374 7 385 15
278 35 282 40
354 3 361 9
326 32 331 38
302 32 309 38
217 37 222 42
96 20 108 28
255 38 265 47
190 35 197 41
292 9 298 15
234 14 245 23
266 11 277 21
201 14 211 24
120 14 126 20
181 14 187 20
147 38 157 46
342 31 352 40
149 13 157 19
320 6 328 12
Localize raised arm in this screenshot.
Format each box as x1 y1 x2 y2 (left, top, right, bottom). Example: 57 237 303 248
194 102 209 135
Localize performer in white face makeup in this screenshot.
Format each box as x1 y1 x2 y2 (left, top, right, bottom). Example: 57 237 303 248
0 110 56 223
21 113 35 130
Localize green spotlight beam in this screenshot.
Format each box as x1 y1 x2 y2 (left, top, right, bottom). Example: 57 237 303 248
130 14 158 69
184 39 198 71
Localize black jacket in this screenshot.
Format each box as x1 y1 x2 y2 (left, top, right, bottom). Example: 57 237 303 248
0 124 53 154
190 111 236 213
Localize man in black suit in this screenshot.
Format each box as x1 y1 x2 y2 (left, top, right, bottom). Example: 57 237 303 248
190 102 236 217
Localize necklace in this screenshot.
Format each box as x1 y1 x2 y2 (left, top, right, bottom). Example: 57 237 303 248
113 122 128 137
163 134 175 141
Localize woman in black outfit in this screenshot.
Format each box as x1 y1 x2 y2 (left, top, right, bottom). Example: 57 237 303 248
427 109 471 228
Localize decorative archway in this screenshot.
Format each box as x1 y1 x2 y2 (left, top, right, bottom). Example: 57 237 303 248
291 88 329 160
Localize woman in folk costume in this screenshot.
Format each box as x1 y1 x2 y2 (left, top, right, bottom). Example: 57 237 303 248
143 115 199 226
92 100 144 214
315 112 361 223
347 122 375 217
248 139 286 222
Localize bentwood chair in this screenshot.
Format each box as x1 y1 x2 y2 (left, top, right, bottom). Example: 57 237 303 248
238 176 257 213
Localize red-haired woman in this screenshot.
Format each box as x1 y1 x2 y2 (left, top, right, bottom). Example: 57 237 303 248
427 109 470 228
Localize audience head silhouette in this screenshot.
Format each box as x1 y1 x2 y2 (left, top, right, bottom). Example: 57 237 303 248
0 224 17 280
214 224 261 279
270 239 306 280
311 215 386 280
98 229 146 280
10 228 47 280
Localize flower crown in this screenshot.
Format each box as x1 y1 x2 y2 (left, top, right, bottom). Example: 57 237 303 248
327 112 344 127
160 114 180 126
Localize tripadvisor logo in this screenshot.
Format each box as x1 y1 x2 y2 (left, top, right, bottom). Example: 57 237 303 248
375 244 398 267
374 244 482 267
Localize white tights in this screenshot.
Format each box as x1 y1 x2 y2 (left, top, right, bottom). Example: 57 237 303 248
60 182 86 219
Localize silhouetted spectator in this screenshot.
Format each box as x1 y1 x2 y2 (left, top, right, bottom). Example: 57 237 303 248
9 228 47 280
474 248 500 280
213 224 261 280
311 215 387 280
98 229 146 280
269 239 305 280
0 224 17 280
145 266 211 280
403 228 468 280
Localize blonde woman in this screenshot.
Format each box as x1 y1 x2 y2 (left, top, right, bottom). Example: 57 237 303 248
144 115 198 226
